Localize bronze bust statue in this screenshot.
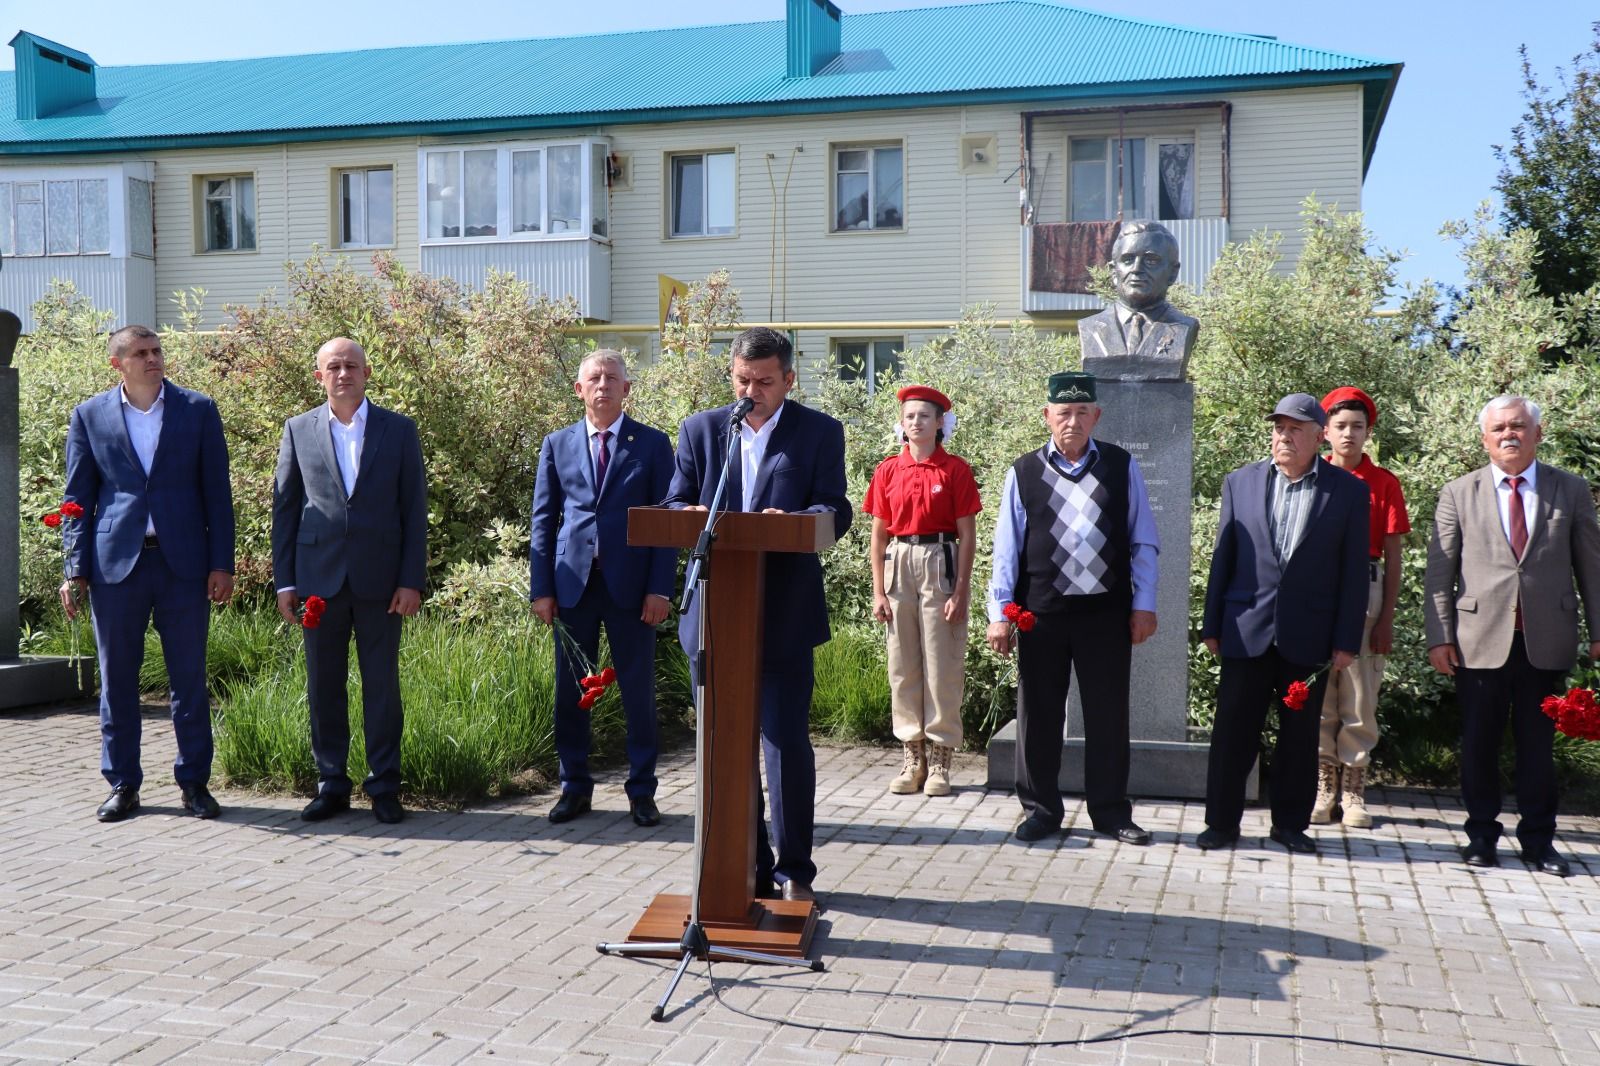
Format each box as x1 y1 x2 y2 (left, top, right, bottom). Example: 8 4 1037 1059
1079 220 1198 382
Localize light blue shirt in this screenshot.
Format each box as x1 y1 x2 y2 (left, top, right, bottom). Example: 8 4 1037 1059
987 439 1160 622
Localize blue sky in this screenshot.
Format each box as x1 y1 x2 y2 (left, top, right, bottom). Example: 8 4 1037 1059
4 0 1594 295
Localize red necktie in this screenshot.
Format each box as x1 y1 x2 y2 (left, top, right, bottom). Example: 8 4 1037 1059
1508 475 1527 629
595 430 610 493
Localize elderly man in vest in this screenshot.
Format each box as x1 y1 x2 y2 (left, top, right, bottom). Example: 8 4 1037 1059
987 371 1160 845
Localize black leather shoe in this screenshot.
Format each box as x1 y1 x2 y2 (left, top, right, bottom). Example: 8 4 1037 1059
180 785 221 819
756 879 780 900
1195 827 1239 850
1102 822 1152 846
1460 840 1499 868
301 792 351 822
1014 813 1062 843
96 787 140 823
629 797 660 827
1524 846 1570 877
371 793 405 824
548 792 591 824
1269 826 1318 854
781 881 816 903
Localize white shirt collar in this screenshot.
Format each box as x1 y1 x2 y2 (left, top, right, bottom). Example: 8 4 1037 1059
119 382 166 412
586 412 625 438
1492 461 1538 489
741 400 785 440
328 397 370 429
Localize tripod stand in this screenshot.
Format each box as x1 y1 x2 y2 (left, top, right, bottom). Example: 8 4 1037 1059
596 408 824 1022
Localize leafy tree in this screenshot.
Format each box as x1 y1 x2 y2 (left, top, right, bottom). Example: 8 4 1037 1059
1494 22 1600 348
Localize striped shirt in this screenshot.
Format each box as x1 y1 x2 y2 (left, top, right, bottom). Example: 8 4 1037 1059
1268 462 1319 563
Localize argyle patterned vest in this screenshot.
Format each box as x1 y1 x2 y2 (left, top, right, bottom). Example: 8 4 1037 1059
1013 440 1131 614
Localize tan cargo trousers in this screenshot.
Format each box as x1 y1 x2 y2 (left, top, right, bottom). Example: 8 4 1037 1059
884 540 966 748
1317 570 1385 767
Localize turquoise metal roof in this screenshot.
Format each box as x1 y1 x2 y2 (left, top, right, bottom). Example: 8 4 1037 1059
0 1 1400 160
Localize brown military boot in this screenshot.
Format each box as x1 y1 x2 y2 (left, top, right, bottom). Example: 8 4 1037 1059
923 744 954 797
1341 763 1372 828
1310 759 1339 825
890 740 926 795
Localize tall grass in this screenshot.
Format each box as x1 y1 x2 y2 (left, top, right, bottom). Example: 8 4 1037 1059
215 613 691 804
811 624 893 743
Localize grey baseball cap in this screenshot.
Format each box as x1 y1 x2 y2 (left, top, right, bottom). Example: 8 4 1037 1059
1267 393 1327 428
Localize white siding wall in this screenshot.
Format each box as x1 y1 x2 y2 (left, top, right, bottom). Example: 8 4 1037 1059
9 82 1364 345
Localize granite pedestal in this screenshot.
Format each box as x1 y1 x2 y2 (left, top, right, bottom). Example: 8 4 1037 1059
1 365 92 710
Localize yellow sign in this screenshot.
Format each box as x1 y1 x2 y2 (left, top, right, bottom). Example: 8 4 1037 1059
658 274 689 333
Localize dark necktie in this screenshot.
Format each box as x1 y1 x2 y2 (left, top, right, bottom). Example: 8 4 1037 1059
1508 475 1527 630
595 430 610 493
1127 312 1146 350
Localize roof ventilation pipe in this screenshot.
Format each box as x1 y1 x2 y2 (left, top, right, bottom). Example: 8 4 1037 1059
786 0 841 78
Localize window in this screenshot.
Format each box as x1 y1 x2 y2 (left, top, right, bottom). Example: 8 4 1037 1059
202 175 256 251
669 151 735 237
835 339 904 393
337 167 394 248
422 138 609 242
832 144 903 231
1069 137 1194 222
127 178 154 258
0 177 109 256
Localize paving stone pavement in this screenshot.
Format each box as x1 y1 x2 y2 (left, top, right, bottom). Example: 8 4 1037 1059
3 702 1600 1065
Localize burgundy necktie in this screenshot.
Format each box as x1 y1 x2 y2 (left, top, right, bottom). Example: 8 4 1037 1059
595 430 610 493
1508 475 1527 630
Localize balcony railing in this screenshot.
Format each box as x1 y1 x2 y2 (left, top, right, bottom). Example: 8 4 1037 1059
421 236 611 321
1021 216 1229 313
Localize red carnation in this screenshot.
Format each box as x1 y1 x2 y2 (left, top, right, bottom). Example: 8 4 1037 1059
1002 602 1021 623
599 667 616 685
59 501 85 519
580 674 600 688
578 690 599 710
301 594 327 629
42 512 62 528
1542 694 1566 722
1016 610 1037 633
1282 680 1311 711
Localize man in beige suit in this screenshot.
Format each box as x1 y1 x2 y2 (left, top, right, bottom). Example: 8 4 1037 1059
1424 395 1600 877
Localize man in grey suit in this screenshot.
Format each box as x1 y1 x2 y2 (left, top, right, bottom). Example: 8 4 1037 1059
1078 220 1199 382
272 338 428 824
1425 395 1600 877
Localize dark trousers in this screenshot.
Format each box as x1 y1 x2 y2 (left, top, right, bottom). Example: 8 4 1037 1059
552 570 659 801
1014 604 1134 830
304 584 404 797
1206 646 1327 833
90 546 212 791
1456 633 1561 853
756 653 817 888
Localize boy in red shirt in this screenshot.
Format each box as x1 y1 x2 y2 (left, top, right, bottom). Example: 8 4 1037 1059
1315 386 1411 827
864 386 982 796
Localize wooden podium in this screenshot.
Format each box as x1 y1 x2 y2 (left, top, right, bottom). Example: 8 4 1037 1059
620 506 836 958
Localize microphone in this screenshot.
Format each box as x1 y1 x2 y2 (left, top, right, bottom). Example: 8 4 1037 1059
729 397 756 425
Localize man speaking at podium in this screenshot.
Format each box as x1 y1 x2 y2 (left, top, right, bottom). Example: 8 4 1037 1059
665 327 852 904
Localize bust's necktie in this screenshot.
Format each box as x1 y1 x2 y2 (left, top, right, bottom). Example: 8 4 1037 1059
1127 312 1146 349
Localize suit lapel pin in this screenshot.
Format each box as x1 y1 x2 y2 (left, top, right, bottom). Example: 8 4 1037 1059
628 435 634 442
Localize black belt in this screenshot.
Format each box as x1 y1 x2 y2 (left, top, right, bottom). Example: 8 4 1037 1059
143 534 160 550
893 532 957 545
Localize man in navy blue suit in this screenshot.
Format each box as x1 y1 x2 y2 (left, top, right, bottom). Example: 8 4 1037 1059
530 350 676 827
61 325 235 822
1198 393 1369 855
665 327 852 903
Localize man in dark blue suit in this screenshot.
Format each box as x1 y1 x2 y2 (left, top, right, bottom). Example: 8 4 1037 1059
272 338 428 825
1198 393 1369 854
665 327 852 902
530 350 676 827
61 325 235 822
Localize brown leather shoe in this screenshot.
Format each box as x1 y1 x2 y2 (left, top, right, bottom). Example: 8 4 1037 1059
781 881 815 903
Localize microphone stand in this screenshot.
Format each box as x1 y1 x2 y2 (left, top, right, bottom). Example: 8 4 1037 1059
597 402 821 1022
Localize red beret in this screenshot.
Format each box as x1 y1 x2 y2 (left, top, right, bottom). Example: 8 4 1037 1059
1320 386 1377 426
897 385 951 412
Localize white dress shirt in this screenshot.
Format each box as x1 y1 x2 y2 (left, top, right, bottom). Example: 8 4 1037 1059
120 383 164 535
329 399 369 498
1491 461 1540 545
738 401 785 512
